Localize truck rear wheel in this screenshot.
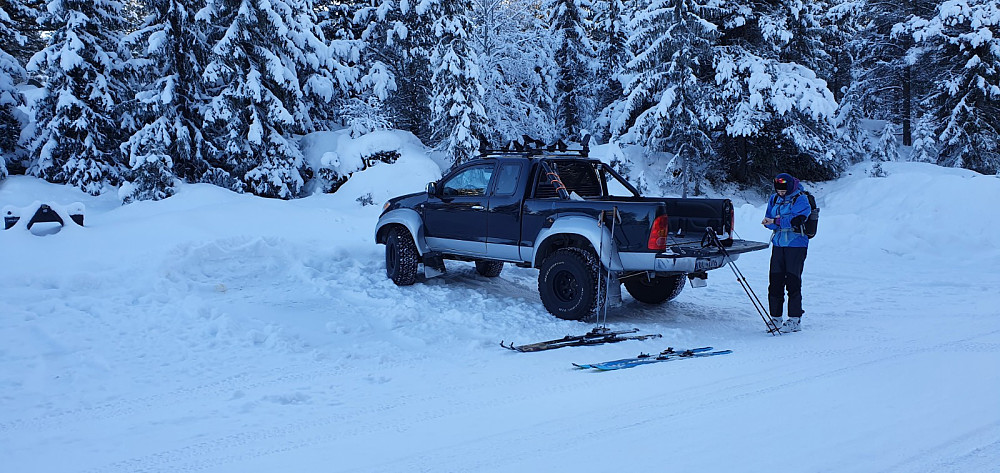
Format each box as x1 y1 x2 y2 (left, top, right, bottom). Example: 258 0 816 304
624 273 685 304
475 260 504 277
385 227 418 286
538 248 604 321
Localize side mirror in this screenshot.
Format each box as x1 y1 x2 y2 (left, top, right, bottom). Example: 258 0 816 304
426 182 437 196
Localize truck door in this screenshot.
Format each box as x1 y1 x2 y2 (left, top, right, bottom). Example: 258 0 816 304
486 162 526 261
422 162 495 255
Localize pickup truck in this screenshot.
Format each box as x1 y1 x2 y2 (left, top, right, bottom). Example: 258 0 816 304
374 147 769 321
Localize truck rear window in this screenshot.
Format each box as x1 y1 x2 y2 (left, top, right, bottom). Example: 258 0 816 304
534 161 602 199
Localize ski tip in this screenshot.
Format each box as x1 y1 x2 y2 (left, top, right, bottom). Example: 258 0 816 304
500 340 520 351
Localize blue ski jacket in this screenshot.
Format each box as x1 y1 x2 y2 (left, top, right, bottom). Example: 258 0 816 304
764 174 812 248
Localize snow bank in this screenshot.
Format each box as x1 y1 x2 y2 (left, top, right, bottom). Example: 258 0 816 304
819 162 1000 258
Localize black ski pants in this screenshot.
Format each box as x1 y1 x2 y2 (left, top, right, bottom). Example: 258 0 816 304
768 246 807 319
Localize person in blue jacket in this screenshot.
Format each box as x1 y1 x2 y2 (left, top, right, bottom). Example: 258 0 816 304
762 173 812 332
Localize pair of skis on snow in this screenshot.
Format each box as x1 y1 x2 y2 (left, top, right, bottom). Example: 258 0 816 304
573 346 732 371
500 327 731 371
500 327 661 352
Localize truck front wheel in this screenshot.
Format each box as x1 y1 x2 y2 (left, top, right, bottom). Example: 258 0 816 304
385 227 418 286
623 273 686 304
538 248 604 321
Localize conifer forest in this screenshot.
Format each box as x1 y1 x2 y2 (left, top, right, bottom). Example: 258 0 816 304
1 0 998 200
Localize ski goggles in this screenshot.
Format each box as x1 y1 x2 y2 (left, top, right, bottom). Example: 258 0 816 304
773 177 789 191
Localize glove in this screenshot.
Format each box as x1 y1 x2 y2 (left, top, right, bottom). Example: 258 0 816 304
790 215 807 227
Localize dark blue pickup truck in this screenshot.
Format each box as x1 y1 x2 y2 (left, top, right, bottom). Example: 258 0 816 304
375 148 768 320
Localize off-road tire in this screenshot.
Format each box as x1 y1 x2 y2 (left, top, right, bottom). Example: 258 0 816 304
385 226 418 286
537 248 605 321
623 273 686 304
475 260 504 277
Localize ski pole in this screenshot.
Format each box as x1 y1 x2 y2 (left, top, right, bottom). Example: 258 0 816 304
705 228 779 335
596 210 605 329
600 207 620 328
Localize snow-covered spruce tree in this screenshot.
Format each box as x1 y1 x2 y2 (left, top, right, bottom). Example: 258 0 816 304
119 0 218 202
591 0 632 141
341 60 397 139
826 0 867 164
354 0 435 142
545 0 597 140
835 0 904 125
315 0 358 41
608 0 719 196
712 0 841 185
2 0 43 68
26 0 127 195
343 93 394 138
471 0 558 146
910 112 937 163
868 123 896 177
873 122 899 162
820 0 857 103
1 2 30 179
199 0 345 198
341 0 399 138
779 0 837 90
419 0 488 165
297 2 363 133
904 0 1000 175
834 0 937 148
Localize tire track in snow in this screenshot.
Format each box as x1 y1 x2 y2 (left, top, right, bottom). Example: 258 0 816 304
81 360 561 473
883 421 1000 473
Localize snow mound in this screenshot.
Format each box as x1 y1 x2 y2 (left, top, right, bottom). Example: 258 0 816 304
818 162 1000 257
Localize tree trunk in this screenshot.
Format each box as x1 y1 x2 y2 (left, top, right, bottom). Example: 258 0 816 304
902 65 912 146
902 0 913 147
735 136 749 183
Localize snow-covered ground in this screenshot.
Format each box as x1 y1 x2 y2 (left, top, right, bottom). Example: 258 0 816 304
1 156 999 472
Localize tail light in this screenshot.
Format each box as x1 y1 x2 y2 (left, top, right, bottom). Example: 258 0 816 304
648 215 669 251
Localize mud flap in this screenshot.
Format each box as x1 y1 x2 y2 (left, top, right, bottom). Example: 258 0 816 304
422 252 446 278
688 271 708 288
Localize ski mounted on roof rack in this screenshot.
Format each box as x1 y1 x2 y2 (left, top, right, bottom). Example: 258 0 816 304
478 134 591 158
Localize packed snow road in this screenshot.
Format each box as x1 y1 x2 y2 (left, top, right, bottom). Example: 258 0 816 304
1 162 998 472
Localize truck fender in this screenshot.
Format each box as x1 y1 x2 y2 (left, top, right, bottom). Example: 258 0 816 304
531 216 624 271
374 208 429 256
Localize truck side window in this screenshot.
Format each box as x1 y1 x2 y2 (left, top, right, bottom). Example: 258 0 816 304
442 165 494 197
493 163 522 196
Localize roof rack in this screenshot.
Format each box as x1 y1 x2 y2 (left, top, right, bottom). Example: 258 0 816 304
479 134 591 158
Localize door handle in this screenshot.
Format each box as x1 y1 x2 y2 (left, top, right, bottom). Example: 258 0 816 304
471 205 485 210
